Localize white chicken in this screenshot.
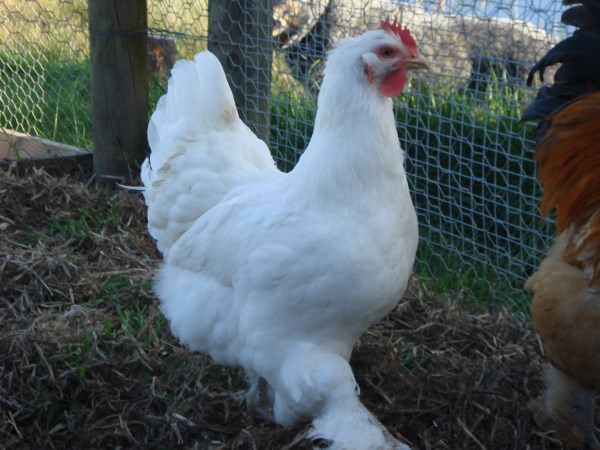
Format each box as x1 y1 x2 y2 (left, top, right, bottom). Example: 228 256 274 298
141 18 428 450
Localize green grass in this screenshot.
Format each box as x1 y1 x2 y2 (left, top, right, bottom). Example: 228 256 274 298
268 71 550 312
397 75 551 311
269 90 316 172
58 275 166 380
0 0 208 58
1 41 548 312
48 202 120 245
0 0 209 148
397 343 435 374
95 275 168 346
0 50 92 150
63 329 95 378
16 198 120 246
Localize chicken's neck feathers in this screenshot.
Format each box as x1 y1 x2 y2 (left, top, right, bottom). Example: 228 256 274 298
291 75 407 209
314 55 396 132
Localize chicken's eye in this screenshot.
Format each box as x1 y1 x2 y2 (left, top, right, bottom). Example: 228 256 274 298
378 47 397 58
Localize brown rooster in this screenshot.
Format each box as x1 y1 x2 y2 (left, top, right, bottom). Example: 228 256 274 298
522 0 600 447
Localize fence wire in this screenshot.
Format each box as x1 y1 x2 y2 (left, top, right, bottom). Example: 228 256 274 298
0 0 568 311
0 1 89 157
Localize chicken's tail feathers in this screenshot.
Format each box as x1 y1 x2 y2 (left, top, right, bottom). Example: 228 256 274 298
521 0 600 290
141 51 278 255
534 93 600 289
144 51 238 181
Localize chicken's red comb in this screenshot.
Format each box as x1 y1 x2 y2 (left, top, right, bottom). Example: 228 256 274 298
380 17 417 52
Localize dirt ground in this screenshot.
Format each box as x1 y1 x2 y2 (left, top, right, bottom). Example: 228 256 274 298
0 165 588 449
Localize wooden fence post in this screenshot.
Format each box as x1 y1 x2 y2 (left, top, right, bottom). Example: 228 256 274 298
208 0 273 144
88 0 148 183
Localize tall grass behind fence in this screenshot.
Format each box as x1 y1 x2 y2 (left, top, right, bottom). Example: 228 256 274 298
0 0 89 148
0 0 568 311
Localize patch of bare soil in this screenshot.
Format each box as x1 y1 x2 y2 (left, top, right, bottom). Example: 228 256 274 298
0 166 578 449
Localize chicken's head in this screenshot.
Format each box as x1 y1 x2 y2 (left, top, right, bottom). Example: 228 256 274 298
358 18 428 97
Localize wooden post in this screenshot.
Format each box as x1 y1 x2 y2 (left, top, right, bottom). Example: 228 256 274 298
208 0 273 144
88 0 148 183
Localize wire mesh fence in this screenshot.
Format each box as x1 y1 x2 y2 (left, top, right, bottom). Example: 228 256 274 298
0 0 568 311
0 1 89 157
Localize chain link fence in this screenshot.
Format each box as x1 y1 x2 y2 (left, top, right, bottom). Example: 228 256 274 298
0 0 568 311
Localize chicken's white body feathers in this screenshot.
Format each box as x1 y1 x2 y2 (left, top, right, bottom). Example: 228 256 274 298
142 52 278 255
143 32 418 449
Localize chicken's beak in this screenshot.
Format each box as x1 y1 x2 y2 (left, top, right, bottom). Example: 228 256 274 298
402 55 429 71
